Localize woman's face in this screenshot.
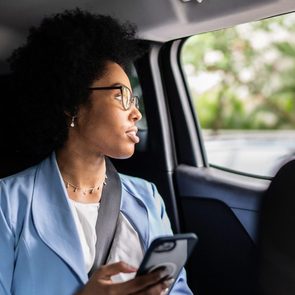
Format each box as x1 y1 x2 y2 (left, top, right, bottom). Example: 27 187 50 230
72 61 142 159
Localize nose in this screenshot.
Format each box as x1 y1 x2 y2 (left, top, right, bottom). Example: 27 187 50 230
129 104 142 122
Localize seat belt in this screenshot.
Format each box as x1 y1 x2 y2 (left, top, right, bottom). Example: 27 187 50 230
89 157 122 276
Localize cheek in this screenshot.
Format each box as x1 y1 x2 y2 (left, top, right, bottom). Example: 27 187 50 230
79 105 135 156
96 116 135 157
88 110 124 139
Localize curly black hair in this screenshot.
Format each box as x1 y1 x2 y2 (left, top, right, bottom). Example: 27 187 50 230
8 8 140 159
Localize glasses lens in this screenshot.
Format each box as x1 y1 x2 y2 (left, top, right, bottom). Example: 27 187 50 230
122 86 131 110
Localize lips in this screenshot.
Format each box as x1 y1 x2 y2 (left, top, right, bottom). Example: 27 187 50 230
126 127 140 143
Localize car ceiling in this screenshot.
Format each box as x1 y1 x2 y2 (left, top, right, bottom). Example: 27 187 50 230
0 0 295 73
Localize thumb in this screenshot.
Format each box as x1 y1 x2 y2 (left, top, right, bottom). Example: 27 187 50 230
93 261 138 279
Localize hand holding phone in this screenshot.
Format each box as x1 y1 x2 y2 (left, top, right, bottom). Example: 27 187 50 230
136 233 198 292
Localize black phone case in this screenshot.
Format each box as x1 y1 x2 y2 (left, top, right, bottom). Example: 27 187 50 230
136 233 198 281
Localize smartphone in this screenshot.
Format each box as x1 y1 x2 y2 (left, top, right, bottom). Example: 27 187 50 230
136 233 198 291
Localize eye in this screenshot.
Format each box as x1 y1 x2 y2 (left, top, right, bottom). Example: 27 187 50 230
114 92 122 101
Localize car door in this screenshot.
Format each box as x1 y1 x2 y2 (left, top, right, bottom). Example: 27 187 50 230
159 39 269 295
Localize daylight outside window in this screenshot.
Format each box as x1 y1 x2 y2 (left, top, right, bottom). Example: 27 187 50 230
181 13 295 178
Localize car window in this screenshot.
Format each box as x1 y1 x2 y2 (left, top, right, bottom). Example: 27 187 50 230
181 12 295 178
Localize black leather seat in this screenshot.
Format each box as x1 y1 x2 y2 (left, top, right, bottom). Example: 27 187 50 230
0 74 39 178
258 159 295 295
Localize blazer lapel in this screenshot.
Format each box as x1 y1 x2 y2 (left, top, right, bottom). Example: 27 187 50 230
120 181 150 251
32 153 87 283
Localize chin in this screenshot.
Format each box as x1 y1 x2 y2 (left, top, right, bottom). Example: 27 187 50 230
107 146 135 159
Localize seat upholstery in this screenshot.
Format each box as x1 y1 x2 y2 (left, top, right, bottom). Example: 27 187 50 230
258 159 295 294
0 74 39 177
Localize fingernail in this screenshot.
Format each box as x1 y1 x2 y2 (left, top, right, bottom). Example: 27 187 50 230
165 278 175 286
128 265 138 271
160 271 168 279
123 262 137 271
160 267 173 279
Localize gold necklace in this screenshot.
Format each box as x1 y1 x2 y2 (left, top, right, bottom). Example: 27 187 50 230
63 175 107 196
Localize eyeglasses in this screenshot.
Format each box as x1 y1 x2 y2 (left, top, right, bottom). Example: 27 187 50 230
88 85 139 111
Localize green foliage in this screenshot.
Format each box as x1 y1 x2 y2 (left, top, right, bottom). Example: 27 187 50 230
181 13 295 130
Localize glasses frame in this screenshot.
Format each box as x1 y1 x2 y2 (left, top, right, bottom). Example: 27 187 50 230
88 85 139 111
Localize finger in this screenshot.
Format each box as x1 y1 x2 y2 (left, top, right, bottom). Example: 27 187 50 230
113 269 169 294
132 278 174 295
93 261 137 279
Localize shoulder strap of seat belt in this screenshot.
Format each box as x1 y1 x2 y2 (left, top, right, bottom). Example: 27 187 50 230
89 157 122 276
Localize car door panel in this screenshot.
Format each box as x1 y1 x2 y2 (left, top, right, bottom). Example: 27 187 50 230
175 165 268 295
176 165 267 239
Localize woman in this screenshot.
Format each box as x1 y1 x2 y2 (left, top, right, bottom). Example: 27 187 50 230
0 9 193 295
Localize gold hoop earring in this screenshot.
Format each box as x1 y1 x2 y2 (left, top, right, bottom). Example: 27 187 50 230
70 116 75 128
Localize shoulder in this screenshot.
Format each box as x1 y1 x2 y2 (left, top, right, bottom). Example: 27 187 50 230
119 174 173 240
0 164 40 224
1 164 38 192
119 173 151 188
119 173 165 216
119 173 156 196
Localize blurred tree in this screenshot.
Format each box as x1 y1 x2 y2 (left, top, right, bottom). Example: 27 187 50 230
181 13 295 131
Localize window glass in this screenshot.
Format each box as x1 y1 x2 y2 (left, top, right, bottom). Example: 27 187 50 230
181 13 295 177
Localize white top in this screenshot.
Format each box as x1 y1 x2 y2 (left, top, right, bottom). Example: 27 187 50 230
107 213 144 282
69 200 144 279
70 200 100 273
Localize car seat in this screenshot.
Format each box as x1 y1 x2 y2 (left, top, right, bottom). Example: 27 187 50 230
258 159 295 294
0 74 40 178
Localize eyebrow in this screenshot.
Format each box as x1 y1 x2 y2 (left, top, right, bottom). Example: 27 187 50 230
110 82 128 88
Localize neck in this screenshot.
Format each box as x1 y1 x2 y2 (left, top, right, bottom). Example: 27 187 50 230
56 146 106 191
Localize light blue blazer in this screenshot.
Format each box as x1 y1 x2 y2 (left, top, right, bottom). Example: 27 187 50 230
0 153 193 295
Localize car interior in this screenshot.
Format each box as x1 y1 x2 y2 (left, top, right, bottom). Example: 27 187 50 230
259 158 295 294
1 0 295 294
